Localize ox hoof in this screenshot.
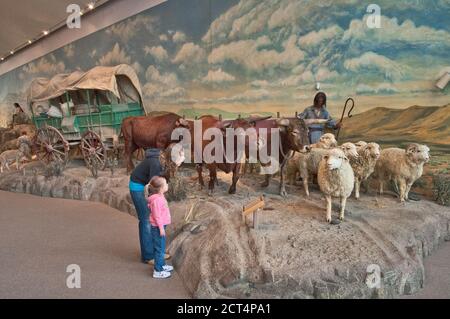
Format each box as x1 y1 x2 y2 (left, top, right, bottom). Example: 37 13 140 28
339 216 345 221
326 217 332 224
260 182 269 188
228 188 236 195
279 189 288 197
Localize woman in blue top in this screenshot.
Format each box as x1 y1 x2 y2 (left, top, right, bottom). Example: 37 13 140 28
298 92 342 144
129 148 170 264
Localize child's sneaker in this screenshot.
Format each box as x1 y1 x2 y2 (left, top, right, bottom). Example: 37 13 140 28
153 270 172 279
163 265 174 272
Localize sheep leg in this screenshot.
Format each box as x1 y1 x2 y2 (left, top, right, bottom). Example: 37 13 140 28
339 196 347 221
378 180 384 195
355 179 360 199
398 179 407 202
405 182 413 201
325 195 332 223
279 161 288 197
302 175 310 197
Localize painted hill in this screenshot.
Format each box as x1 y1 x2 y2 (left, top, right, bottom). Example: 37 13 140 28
177 107 274 120
339 104 450 147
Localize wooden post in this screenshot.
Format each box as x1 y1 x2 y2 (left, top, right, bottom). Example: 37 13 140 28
219 114 222 121
242 196 265 229
295 111 298 118
277 112 280 118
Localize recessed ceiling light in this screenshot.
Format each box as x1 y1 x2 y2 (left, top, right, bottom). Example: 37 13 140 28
88 3 95 10
10 50 14 55
1 57 4 61
28 40 32 44
43 30 49 36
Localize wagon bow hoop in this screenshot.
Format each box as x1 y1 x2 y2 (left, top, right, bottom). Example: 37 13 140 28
336 97 355 140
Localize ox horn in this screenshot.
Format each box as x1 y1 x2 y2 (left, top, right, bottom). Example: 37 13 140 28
178 118 189 127
276 118 290 126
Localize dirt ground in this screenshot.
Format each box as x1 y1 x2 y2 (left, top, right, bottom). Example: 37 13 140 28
0 161 449 299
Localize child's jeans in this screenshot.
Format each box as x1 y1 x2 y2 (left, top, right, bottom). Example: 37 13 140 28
151 225 167 272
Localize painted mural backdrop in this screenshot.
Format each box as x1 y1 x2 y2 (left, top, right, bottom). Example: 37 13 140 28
0 0 449 146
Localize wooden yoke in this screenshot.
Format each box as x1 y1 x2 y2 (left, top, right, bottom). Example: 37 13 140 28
242 195 265 229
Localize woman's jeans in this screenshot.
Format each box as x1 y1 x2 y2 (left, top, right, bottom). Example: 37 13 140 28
130 190 154 262
151 225 167 272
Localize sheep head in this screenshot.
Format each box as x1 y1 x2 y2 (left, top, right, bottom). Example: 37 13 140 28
406 143 430 164
340 142 359 160
323 148 349 171
363 142 381 160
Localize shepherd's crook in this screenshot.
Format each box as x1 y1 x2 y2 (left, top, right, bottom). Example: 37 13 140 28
336 97 355 140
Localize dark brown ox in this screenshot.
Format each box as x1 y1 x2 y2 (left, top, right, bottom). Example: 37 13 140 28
245 117 323 196
191 115 266 195
121 112 190 173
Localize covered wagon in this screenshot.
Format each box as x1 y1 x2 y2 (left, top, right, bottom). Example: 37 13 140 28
26 64 147 173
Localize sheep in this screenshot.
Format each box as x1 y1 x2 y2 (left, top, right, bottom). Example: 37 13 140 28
373 143 430 202
354 141 367 151
349 142 381 199
295 142 359 196
308 133 338 150
286 133 337 186
0 149 24 173
318 148 355 223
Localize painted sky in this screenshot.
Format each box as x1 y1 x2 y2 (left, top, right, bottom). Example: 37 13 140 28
1 0 449 126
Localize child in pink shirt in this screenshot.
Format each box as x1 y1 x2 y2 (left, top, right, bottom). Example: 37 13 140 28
147 176 173 279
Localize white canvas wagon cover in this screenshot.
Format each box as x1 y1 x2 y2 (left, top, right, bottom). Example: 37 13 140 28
26 64 144 109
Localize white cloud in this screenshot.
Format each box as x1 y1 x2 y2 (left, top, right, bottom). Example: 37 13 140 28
250 80 271 88
356 83 399 95
204 88 273 104
106 15 158 42
344 52 404 81
145 65 179 87
343 15 450 49
202 69 236 84
173 31 187 43
208 35 304 72
298 25 344 48
144 45 169 62
276 70 315 87
316 67 339 82
172 42 207 65
97 43 142 74
21 54 65 77
159 34 169 42
143 66 186 101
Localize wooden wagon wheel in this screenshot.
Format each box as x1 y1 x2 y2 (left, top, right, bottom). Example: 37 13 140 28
81 130 107 172
34 126 69 166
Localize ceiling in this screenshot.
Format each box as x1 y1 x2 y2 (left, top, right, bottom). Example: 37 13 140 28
0 0 110 57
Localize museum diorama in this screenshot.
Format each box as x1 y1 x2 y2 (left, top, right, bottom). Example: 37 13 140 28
0 0 449 300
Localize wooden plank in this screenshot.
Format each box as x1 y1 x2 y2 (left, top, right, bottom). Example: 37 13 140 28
243 200 264 216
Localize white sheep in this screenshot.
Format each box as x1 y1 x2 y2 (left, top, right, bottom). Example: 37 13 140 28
354 141 367 151
373 143 430 202
286 133 337 186
350 142 381 199
296 142 359 196
308 133 338 150
318 148 355 223
0 149 24 173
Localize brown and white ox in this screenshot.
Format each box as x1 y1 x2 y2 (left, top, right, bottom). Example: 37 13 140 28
120 112 190 173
